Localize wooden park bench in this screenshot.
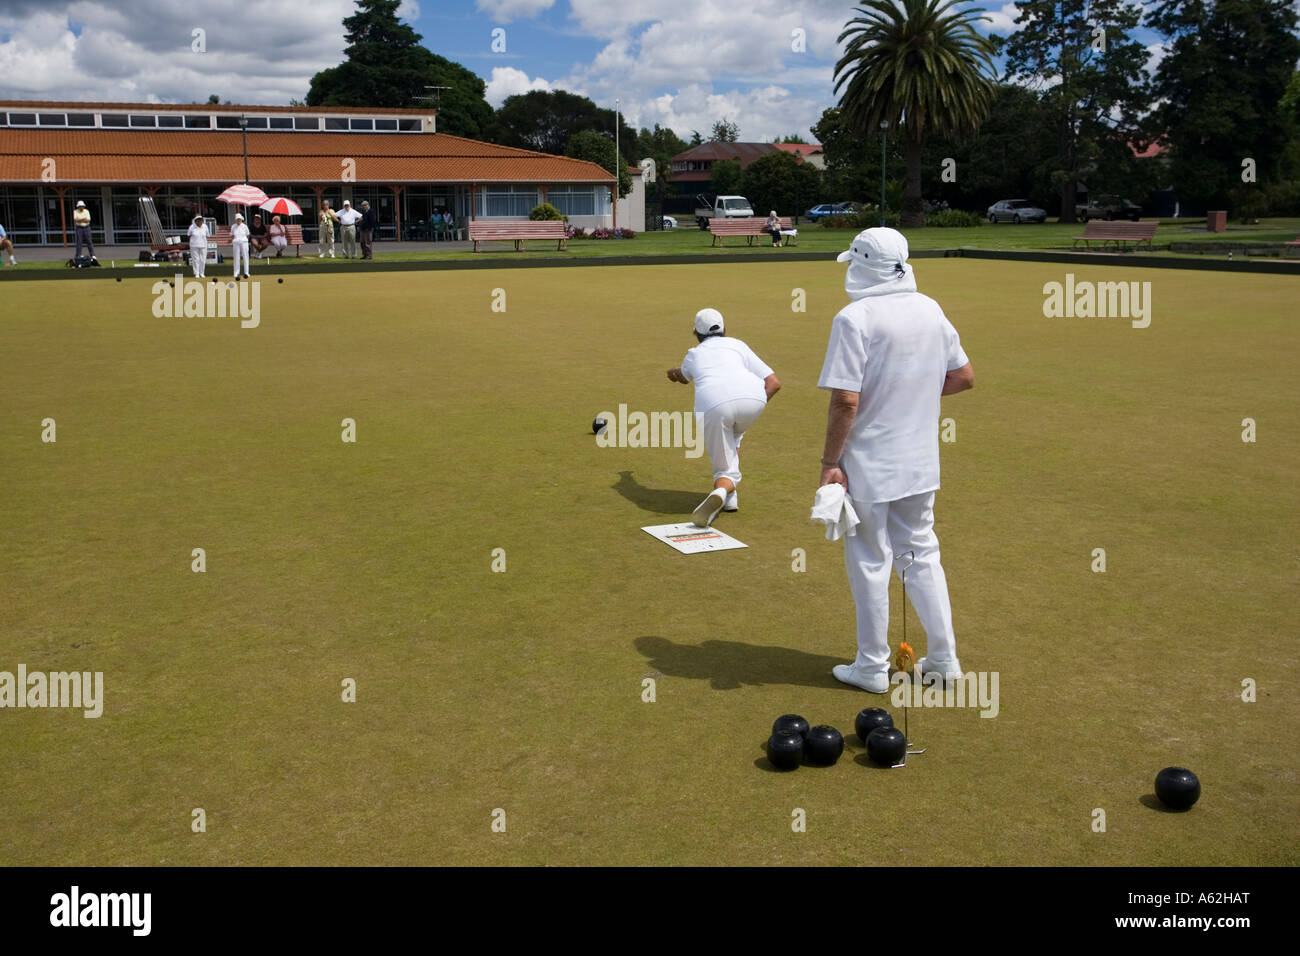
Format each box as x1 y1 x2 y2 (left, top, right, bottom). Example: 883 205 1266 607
468 220 567 252
1072 220 1157 252
708 217 799 247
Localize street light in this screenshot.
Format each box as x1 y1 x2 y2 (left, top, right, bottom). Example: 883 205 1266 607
879 120 889 227
238 114 249 184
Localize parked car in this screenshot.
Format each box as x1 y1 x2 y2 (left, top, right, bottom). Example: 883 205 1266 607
1076 196 1142 222
834 201 865 213
657 215 677 229
805 203 839 221
987 199 1047 224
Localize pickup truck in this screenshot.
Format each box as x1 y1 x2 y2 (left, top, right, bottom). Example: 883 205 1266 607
1076 196 1142 222
695 195 755 230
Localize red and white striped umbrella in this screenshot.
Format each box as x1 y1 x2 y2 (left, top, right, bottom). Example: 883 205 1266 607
260 196 303 217
216 183 269 207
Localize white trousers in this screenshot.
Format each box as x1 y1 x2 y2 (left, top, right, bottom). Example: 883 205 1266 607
232 241 249 276
701 397 766 484
844 490 957 674
189 245 206 277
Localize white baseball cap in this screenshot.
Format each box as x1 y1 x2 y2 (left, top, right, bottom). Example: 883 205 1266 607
693 308 724 335
342 200 351 206
234 213 244 220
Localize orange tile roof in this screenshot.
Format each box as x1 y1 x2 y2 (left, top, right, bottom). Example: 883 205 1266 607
0 99 430 115
0 129 615 184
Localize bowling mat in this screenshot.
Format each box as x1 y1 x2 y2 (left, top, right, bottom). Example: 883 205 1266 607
641 523 748 555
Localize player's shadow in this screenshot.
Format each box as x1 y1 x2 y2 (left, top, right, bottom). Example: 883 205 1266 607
637 635 845 691
613 470 701 515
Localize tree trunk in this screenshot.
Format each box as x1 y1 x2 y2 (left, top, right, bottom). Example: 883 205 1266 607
902 135 925 227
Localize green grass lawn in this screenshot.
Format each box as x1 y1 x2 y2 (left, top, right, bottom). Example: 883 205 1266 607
1 260 1296 865
9 217 1300 270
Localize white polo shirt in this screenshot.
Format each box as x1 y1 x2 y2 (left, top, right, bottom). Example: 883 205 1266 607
336 208 361 226
231 223 250 243
818 291 968 503
187 223 209 248
680 336 773 415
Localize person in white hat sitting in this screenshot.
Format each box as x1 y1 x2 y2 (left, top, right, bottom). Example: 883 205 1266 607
816 227 974 694
230 213 251 279
666 308 781 526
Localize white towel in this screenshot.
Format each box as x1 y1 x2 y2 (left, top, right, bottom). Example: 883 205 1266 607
810 483 860 541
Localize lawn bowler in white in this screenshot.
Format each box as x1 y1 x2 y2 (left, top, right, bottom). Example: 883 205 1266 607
817 228 974 694
230 213 250 279
667 308 781 526
186 215 208 278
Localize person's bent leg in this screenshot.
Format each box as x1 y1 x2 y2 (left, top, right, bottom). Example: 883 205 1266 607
887 491 958 666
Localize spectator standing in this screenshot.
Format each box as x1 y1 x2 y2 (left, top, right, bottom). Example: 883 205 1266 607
318 201 337 258
73 200 94 259
336 200 361 258
358 200 378 260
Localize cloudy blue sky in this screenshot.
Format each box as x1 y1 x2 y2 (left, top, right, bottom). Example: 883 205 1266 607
0 0 1167 142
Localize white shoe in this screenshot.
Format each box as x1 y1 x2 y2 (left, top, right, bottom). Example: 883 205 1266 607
918 656 963 681
832 663 890 694
691 489 727 527
318 253 324 257
722 490 738 512
330 252 335 258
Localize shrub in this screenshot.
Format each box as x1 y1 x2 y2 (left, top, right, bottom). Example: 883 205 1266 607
823 210 898 229
564 225 587 239
585 227 636 239
926 209 985 228
529 203 565 221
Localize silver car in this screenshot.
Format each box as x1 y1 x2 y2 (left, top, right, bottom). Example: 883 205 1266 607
987 199 1047 224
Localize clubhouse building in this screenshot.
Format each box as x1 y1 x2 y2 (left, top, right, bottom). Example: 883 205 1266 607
0 100 642 246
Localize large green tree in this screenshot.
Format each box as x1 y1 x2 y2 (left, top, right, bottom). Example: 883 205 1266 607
635 124 689 181
306 0 493 138
565 130 633 197
1003 0 1152 222
1147 0 1300 214
834 0 998 226
740 152 822 219
921 83 1057 212
491 90 636 157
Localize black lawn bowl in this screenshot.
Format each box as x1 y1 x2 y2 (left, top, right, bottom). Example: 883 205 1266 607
767 731 804 771
804 725 844 766
866 727 907 766
1154 767 1201 811
772 714 810 740
593 417 607 435
855 707 894 744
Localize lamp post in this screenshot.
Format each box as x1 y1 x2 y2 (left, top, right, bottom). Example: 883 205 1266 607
879 120 889 227
238 114 249 184
614 97 620 230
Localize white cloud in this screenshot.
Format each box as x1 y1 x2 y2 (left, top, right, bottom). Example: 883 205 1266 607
981 3 1023 36
0 0 354 104
474 0 555 23
484 66 552 105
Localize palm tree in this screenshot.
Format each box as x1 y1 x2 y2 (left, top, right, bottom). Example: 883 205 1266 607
835 0 998 227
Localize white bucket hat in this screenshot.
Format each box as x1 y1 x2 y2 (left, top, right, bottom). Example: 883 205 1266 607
837 227 917 298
